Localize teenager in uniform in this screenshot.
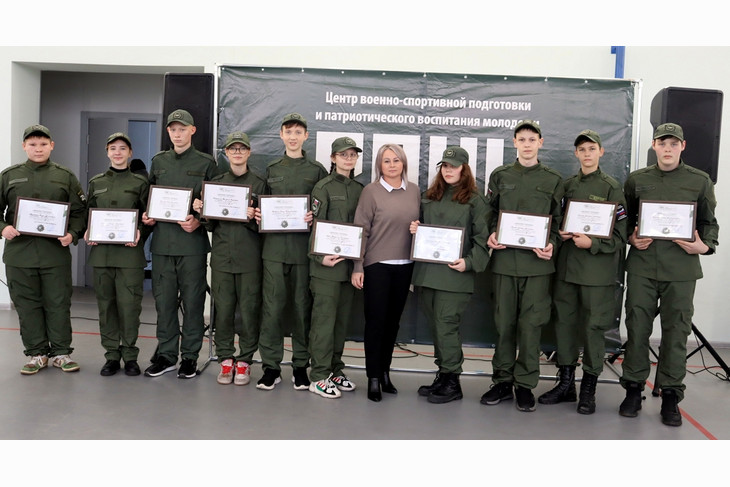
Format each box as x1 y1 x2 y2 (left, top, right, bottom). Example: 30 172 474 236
410 146 490 404
142 109 220 379
255 113 328 391
193 132 266 386
537 130 627 413
86 132 150 377
619 123 718 426
1 125 87 374
307 137 364 399
481 120 564 412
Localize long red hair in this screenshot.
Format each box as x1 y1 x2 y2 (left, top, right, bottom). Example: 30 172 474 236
425 163 477 204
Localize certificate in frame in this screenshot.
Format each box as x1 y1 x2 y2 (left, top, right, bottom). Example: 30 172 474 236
259 195 310 233
146 185 193 223
410 224 465 264
311 220 364 259
201 182 251 222
14 197 70 238
638 200 697 241
562 199 617 239
87 208 138 244
496 210 551 250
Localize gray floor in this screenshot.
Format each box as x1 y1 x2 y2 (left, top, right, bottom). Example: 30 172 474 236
1 286 728 442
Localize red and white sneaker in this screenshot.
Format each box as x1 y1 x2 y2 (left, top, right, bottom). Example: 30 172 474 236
217 359 234 385
309 375 341 399
234 361 250 386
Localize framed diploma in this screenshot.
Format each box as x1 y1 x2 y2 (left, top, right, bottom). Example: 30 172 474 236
146 185 193 222
496 210 551 249
14 197 70 238
259 195 310 233
201 182 250 222
638 200 697 241
311 220 364 259
562 199 617 239
410 224 465 264
87 208 138 244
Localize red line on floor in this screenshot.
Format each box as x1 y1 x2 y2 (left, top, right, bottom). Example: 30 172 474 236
646 379 717 440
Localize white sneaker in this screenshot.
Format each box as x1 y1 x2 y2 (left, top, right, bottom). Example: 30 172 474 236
234 361 250 386
309 375 342 399
51 354 80 372
217 359 234 385
331 374 357 391
21 355 48 375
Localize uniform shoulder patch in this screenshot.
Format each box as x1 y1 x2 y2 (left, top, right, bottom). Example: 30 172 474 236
311 197 321 217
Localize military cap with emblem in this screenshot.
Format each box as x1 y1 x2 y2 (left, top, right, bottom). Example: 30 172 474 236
225 132 251 149
331 136 362 154
23 124 52 141
514 119 542 137
281 112 307 129
166 109 195 127
106 132 133 149
653 122 684 141
437 146 469 167
574 129 602 148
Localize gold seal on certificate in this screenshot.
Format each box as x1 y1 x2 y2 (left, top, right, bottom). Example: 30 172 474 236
562 199 617 239
14 197 70 238
496 210 551 249
311 220 364 259
146 185 193 223
638 200 697 241
259 195 310 233
201 182 251 222
87 208 138 244
410 224 465 264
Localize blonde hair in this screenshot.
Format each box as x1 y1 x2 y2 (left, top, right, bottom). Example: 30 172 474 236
374 143 408 181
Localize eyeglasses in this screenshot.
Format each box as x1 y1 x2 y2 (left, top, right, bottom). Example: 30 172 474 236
227 147 249 153
336 152 359 160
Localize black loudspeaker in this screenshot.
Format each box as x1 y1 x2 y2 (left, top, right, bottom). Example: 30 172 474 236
649 86 723 183
161 73 215 156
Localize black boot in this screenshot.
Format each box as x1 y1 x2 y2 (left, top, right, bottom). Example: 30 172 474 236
618 381 644 417
660 389 682 426
418 373 445 397
537 365 577 404
427 373 463 404
381 371 397 394
577 373 598 415
367 378 382 402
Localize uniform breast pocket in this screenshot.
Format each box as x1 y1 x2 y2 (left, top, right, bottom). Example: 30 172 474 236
328 198 348 221
530 186 554 213
49 180 70 201
267 176 285 192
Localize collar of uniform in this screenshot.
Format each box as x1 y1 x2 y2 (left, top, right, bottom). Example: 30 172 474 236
281 150 308 165
24 159 50 170
653 159 685 175
174 144 196 159
513 158 541 172
578 167 601 180
105 167 130 177
333 173 351 184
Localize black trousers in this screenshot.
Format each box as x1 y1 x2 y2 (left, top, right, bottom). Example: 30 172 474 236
363 262 414 379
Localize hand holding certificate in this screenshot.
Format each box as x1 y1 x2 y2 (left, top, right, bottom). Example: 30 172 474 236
201 182 250 222
14 197 70 238
311 220 364 259
638 200 696 241
146 185 193 223
259 195 310 233
496 210 551 249
562 199 617 239
410 224 465 264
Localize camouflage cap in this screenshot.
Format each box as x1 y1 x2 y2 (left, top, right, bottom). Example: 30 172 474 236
574 129 602 147
653 123 684 141
438 146 469 167
225 132 251 149
514 119 542 137
23 124 52 140
106 132 133 149
166 109 194 127
331 136 362 154
281 112 307 129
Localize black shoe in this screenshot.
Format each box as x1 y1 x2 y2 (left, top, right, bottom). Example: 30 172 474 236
292 367 310 390
619 381 644 417
538 365 577 404
100 359 120 377
381 371 397 394
427 373 463 404
144 356 176 377
577 373 598 415
660 389 682 427
177 359 197 379
256 368 282 390
480 382 513 405
418 373 445 397
368 378 382 402
515 386 536 412
124 360 141 376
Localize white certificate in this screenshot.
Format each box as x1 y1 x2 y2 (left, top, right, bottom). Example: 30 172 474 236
201 182 250 222
88 208 138 244
311 220 364 259
496 210 551 249
410 224 465 264
259 195 310 233
14 197 70 238
562 199 617 239
146 185 193 222
638 200 696 241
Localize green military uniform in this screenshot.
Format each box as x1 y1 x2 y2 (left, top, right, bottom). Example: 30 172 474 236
412 186 490 374
487 159 564 389
87 167 150 363
148 145 219 363
260 151 328 372
553 167 627 376
0 159 87 357
621 161 718 401
203 169 266 364
308 172 363 382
